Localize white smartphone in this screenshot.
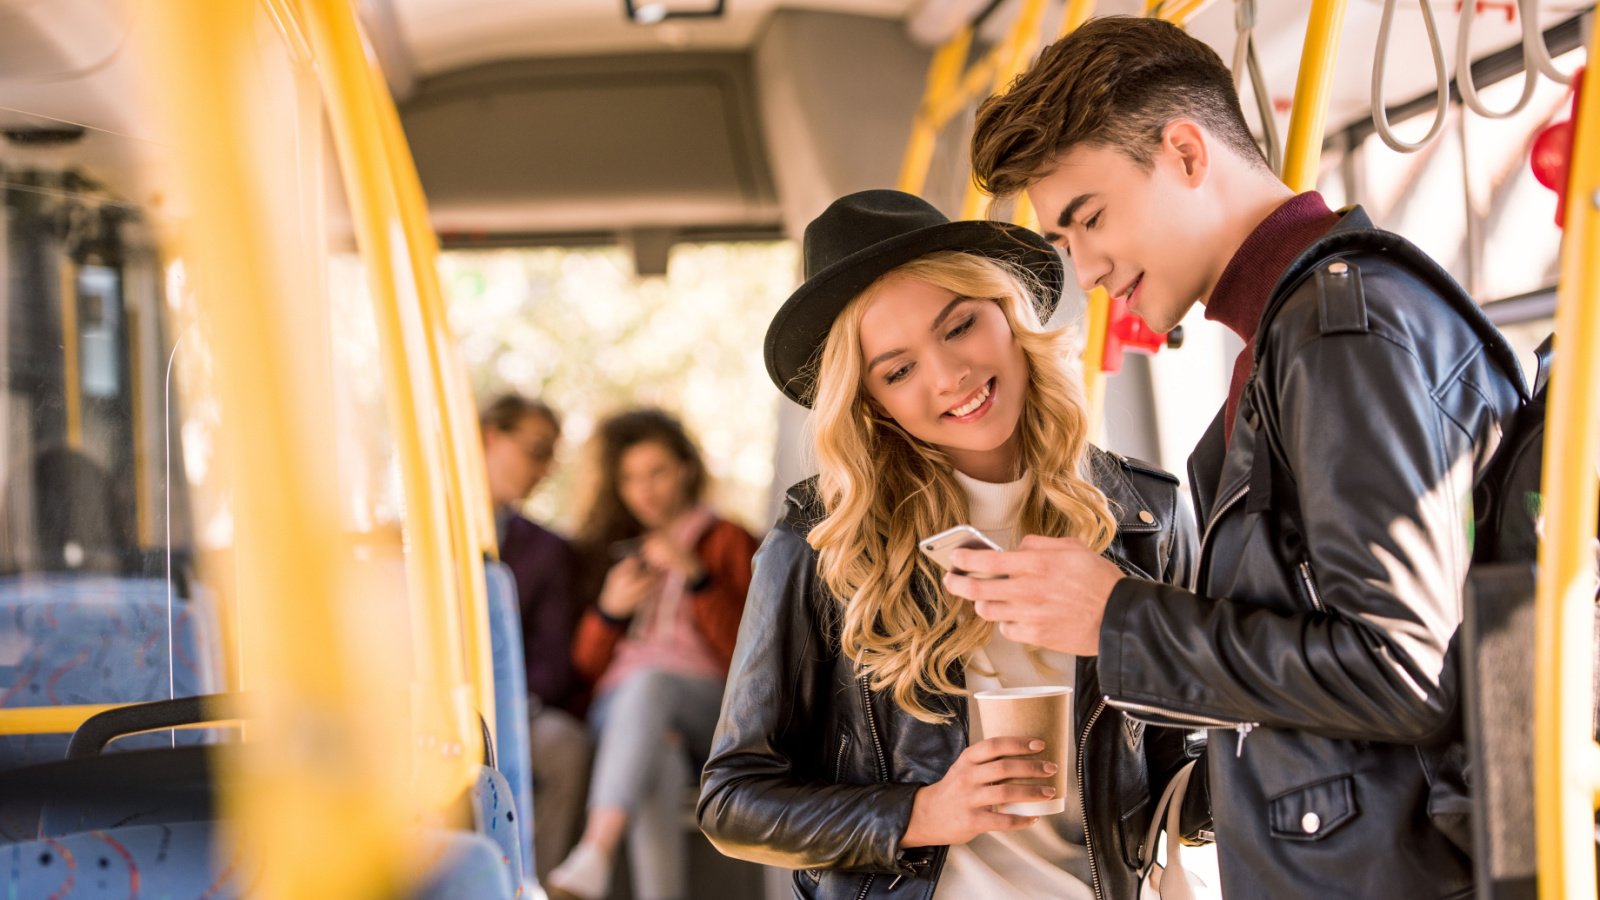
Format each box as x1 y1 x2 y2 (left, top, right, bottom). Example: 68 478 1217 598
918 524 1005 578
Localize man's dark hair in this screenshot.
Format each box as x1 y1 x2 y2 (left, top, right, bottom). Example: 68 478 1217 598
972 16 1266 199
480 393 561 437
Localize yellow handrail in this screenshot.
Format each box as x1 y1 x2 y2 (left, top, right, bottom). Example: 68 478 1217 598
1281 0 1348 193
370 47 500 750
1535 54 1600 900
898 29 974 195
961 0 1052 220
299 0 481 801
1143 0 1219 28
0 704 126 736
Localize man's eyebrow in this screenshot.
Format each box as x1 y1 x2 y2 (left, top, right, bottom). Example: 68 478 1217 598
864 296 975 372
1040 193 1094 244
1055 193 1095 230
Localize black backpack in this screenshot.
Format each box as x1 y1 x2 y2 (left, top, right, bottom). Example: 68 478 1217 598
1471 333 1558 567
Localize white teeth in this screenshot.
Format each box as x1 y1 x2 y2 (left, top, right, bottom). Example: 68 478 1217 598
949 380 992 417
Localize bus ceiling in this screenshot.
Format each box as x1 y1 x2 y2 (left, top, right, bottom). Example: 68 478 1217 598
356 0 1583 261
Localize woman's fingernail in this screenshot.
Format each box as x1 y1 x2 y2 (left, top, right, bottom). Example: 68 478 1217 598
1041 787 1056 797
1043 763 1058 774
1029 740 1045 752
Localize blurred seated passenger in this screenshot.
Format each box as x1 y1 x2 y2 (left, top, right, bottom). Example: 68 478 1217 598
1 444 134 575
481 394 588 883
546 408 758 900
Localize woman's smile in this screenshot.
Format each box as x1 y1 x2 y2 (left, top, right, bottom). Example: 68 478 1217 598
944 377 996 422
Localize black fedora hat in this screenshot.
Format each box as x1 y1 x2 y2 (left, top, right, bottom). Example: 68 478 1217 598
764 189 1064 407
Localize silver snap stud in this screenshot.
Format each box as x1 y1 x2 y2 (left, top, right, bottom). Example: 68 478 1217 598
1137 510 1155 525
1327 261 1348 275
1301 812 1321 834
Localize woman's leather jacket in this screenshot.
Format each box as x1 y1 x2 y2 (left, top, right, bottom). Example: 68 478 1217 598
698 447 1203 900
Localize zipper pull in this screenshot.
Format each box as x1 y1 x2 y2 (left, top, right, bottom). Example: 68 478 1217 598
888 874 904 890
1234 722 1255 757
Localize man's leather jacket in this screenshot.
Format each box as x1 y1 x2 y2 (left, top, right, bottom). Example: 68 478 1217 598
1098 208 1526 899
698 447 1202 900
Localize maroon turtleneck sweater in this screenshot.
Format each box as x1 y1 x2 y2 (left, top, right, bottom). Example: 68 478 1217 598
1205 191 1340 442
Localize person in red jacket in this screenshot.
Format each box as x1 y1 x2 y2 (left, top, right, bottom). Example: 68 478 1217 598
547 408 758 900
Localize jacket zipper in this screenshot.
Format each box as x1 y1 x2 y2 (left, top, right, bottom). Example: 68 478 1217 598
834 732 850 782
1296 560 1326 612
1107 698 1259 758
1153 479 1262 756
858 677 890 896
1189 481 1250 594
1077 698 1108 900
859 677 889 782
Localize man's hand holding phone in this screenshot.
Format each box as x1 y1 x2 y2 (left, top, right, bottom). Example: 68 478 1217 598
941 534 1127 656
918 524 1006 579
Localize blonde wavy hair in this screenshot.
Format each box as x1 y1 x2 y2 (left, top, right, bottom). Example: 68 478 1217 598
806 251 1117 724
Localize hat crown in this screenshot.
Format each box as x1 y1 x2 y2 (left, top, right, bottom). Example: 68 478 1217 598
803 190 952 280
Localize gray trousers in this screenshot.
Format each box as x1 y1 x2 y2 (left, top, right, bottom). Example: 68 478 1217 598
588 668 725 900
530 706 592 884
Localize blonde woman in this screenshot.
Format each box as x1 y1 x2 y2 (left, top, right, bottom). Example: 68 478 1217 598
698 191 1202 900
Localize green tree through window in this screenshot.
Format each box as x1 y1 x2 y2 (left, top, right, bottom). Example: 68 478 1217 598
443 241 799 535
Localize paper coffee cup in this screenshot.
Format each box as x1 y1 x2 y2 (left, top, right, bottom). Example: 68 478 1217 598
971 685 1072 816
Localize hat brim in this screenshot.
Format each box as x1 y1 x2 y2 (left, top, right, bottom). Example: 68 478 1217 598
764 220 1064 407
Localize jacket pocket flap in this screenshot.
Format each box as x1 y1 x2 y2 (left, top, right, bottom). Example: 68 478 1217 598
1268 775 1357 842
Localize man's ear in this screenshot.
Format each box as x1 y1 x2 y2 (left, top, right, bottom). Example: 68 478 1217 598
1161 119 1210 185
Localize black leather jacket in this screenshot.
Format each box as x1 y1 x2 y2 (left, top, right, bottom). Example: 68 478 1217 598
698 447 1202 900
1097 209 1526 900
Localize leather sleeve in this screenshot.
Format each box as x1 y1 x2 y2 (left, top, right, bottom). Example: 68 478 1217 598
697 519 922 874
1100 331 1480 744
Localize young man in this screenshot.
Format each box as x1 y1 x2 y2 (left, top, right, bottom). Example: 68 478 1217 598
480 393 591 883
944 16 1526 898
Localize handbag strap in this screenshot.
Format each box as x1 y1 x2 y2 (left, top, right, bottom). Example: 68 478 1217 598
1139 759 1198 880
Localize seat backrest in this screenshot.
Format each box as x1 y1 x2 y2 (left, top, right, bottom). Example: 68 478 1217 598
414 827 517 900
0 574 225 770
3 820 243 897
468 762 526 893
483 559 535 876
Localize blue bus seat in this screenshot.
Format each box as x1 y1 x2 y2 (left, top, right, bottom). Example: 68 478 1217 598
3 820 242 898
415 827 519 900
483 558 536 883
468 761 527 895
0 575 225 770
4 819 518 900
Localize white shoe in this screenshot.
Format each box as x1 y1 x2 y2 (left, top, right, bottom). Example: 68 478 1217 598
545 843 610 900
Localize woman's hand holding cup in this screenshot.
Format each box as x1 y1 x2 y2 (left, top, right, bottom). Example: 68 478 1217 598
899 737 1058 848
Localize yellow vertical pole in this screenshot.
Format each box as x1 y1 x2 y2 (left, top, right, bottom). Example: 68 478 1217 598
899 30 975 196
1061 0 1097 35
1534 52 1600 900
371 49 500 749
139 1 420 896
296 0 482 794
1080 288 1111 441
1280 0 1348 193
58 262 83 449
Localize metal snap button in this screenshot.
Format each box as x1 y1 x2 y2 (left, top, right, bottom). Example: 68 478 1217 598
1137 510 1155 525
1327 261 1349 275
1301 812 1321 834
